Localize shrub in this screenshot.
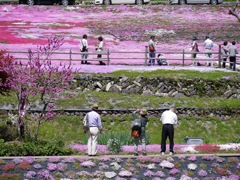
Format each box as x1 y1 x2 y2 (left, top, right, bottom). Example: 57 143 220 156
0 50 14 95
0 173 21 180
107 138 122 154
0 123 18 142
0 139 74 156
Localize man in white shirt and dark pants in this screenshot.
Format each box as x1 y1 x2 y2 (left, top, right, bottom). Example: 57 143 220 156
160 108 178 155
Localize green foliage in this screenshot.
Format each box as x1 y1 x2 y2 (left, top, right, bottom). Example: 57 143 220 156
0 123 18 142
107 69 238 81
107 138 122 154
55 91 240 110
0 173 21 180
22 140 73 156
0 139 74 156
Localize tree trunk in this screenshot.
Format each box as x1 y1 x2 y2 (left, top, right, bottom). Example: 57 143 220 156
18 89 27 141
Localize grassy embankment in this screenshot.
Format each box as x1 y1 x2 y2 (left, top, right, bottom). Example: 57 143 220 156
0 70 239 145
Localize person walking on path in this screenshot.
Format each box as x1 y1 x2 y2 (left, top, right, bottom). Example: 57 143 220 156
203 36 214 66
132 108 148 156
221 41 228 68
190 36 200 66
96 36 106 65
160 108 178 156
80 34 89 64
228 41 239 71
148 36 156 66
83 103 103 156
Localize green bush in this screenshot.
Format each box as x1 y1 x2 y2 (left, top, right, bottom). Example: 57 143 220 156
0 123 18 142
107 138 122 154
0 139 74 156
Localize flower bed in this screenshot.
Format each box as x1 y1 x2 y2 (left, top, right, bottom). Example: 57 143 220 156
1 5 240 69
0 155 239 179
68 144 240 155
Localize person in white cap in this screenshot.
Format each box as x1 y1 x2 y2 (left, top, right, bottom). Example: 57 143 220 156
83 103 103 156
160 108 178 156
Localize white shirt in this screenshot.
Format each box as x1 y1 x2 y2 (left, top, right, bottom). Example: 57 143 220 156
160 110 178 125
80 38 88 50
83 110 102 129
148 39 155 47
204 38 213 50
228 45 238 57
97 41 104 51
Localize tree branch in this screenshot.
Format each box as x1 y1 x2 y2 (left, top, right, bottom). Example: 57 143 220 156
229 3 240 23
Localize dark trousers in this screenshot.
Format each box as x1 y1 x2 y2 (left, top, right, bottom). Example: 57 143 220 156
161 124 174 153
222 58 227 68
229 56 236 71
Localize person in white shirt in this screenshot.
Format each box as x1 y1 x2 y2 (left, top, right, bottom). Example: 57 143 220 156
80 34 89 64
160 108 178 155
203 36 214 66
96 36 105 65
83 103 103 156
228 41 239 71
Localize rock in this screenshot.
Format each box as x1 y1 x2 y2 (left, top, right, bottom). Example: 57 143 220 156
142 90 153 96
170 90 178 97
105 172 117 179
155 92 168 97
119 76 128 83
133 81 141 87
110 84 122 93
95 82 103 88
174 92 185 98
95 88 101 92
106 82 112 92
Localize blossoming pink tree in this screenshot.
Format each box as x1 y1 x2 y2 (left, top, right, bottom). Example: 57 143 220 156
0 36 74 141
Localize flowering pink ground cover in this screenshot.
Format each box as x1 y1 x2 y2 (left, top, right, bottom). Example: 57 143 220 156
0 4 239 72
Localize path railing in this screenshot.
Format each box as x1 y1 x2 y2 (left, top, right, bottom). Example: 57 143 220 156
6 46 240 69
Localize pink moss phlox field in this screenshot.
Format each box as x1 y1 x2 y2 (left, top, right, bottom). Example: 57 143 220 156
1 4 239 70
68 143 240 154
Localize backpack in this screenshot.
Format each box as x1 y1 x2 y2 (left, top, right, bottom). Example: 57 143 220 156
149 44 155 52
131 118 141 138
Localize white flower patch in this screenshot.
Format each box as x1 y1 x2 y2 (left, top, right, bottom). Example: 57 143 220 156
12 22 27 25
2 7 9 12
160 160 174 169
31 22 71 28
105 171 117 179
188 163 198 171
219 143 240 151
80 160 96 168
144 29 175 37
147 163 156 170
180 174 193 180
20 34 39 39
182 146 198 153
118 170 133 177
110 162 121 170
